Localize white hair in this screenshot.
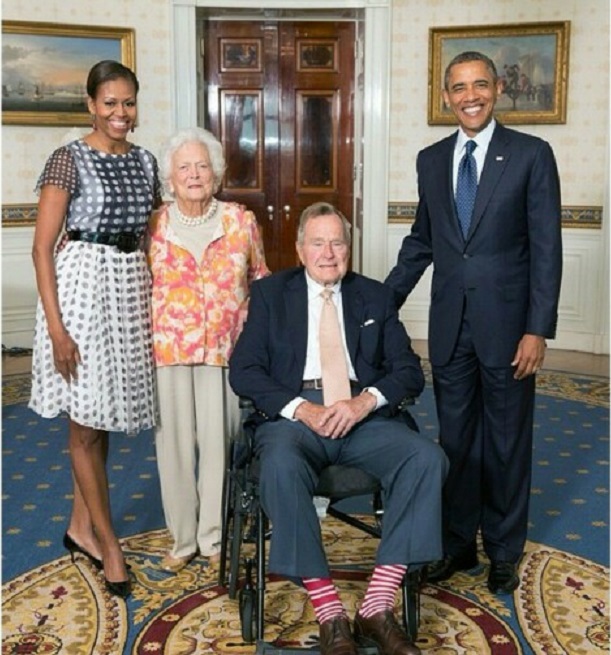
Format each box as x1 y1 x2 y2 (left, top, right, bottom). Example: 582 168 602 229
159 127 226 195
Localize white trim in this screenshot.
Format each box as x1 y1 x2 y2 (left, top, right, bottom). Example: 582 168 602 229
360 5 391 280
2 308 36 349
594 120 610 355
172 4 199 129
171 0 391 280
172 0 389 7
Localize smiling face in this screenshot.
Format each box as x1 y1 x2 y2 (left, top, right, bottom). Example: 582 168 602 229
169 141 216 213
443 59 502 137
296 212 350 287
87 77 137 145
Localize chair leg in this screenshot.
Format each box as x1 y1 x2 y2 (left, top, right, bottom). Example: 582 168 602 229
228 499 246 600
255 503 266 640
218 462 234 587
401 570 421 642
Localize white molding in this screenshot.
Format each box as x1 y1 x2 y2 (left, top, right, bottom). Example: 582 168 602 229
553 232 601 355
172 0 389 7
594 106 610 355
1 226 34 253
171 5 199 130
2 308 36 349
2 226 37 348
360 5 391 281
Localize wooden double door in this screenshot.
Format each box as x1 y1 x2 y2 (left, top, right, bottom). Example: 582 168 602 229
203 20 355 271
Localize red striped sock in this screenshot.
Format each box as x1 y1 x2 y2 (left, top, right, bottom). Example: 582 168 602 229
302 577 346 624
358 564 407 618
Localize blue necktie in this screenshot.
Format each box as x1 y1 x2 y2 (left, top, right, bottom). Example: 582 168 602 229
455 140 478 239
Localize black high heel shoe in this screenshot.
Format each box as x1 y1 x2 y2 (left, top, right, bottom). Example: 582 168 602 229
104 577 132 599
63 532 103 570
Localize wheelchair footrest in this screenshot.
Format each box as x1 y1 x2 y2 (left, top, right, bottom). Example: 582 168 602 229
255 641 380 655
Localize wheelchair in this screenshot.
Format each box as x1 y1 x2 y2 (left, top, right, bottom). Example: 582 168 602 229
218 399 423 646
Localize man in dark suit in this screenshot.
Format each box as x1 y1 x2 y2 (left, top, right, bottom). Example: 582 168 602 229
385 51 562 594
230 202 447 655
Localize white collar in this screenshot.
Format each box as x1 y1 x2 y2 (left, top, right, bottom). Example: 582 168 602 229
456 118 496 153
304 270 342 299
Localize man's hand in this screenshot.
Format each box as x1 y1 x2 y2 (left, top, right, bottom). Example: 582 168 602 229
294 392 377 439
511 334 546 380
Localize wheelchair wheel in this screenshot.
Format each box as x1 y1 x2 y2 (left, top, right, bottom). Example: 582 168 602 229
239 558 257 643
239 585 256 643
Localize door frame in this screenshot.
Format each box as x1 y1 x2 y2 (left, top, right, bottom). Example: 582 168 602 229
171 0 392 280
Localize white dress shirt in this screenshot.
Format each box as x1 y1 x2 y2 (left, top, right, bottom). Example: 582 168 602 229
452 118 496 193
280 272 386 419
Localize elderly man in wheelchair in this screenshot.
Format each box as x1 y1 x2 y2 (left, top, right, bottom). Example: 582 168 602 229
229 202 448 655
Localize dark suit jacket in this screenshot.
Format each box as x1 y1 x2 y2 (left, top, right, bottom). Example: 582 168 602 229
229 267 425 421
386 122 563 368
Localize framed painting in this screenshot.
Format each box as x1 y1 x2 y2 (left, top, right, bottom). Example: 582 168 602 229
2 21 135 126
428 22 570 125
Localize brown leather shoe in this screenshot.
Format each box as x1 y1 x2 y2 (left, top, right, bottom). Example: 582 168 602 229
354 610 421 655
319 616 359 655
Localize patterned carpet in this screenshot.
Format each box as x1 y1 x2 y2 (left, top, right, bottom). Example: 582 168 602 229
2 369 609 654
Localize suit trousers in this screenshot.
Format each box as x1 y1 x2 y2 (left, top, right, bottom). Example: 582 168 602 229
431 309 535 563
254 389 448 578
155 364 239 558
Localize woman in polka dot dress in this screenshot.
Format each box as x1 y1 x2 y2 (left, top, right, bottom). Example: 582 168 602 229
29 60 161 598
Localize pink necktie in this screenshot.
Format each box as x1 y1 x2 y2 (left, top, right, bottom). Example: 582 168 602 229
319 289 352 406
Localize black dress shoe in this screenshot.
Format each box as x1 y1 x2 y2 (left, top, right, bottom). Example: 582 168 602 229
63 532 103 570
487 561 519 594
105 577 132 599
426 550 479 583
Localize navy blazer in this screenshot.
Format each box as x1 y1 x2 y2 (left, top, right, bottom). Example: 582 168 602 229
386 123 563 368
229 267 425 420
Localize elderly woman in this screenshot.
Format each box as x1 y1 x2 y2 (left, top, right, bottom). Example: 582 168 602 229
148 127 270 572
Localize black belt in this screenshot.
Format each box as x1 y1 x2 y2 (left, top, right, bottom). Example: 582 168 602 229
66 230 141 253
302 379 361 391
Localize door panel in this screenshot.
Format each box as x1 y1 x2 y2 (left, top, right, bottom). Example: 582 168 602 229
203 20 354 271
221 91 263 190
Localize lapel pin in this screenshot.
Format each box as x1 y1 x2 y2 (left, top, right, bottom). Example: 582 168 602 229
496 156 504 161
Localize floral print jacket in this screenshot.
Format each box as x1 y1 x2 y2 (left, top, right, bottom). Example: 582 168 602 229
148 201 270 367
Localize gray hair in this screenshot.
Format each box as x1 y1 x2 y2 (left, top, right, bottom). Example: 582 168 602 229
159 127 226 195
296 202 352 246
444 51 498 90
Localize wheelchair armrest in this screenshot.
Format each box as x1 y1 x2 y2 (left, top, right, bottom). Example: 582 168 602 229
239 397 255 411
229 397 258 468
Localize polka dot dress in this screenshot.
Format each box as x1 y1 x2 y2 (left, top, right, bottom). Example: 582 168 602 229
29 140 160 434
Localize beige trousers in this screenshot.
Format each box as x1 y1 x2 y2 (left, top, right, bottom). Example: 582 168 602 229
155 364 238 558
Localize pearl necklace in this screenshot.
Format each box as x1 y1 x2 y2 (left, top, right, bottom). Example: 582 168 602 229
170 198 218 227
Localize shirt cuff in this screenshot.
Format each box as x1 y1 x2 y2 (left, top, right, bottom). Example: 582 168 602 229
363 387 388 410
280 397 307 420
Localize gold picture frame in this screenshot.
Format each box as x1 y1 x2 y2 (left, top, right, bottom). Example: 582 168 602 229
428 21 570 125
2 20 135 126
